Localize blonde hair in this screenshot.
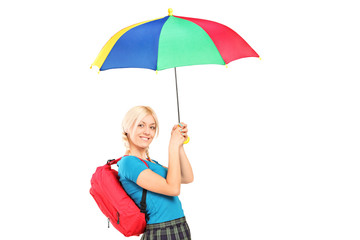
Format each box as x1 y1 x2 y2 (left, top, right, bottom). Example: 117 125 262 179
122 106 159 160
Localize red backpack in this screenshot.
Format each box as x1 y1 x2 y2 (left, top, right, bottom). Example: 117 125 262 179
90 156 149 237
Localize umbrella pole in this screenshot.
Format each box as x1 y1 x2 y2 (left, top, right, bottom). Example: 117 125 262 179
174 68 190 145
174 67 181 123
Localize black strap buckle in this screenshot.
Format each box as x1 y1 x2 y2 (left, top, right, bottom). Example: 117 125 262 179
107 159 115 165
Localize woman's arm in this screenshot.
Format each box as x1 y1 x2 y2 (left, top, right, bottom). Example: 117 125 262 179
179 145 194 184
178 123 194 183
136 125 184 196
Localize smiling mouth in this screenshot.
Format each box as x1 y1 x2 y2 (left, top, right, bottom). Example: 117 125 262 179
140 137 150 141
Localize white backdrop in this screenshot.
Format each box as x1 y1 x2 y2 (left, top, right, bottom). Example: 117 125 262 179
1 0 359 239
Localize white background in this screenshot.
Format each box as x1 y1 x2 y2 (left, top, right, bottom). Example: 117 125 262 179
1 0 359 239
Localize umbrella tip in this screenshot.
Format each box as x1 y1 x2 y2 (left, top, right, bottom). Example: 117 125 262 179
168 8 173 16
259 57 262 60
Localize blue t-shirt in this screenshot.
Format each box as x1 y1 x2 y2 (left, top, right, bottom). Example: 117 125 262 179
117 156 184 224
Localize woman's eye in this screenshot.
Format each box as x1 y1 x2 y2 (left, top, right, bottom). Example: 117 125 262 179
138 124 144 127
150 126 156 130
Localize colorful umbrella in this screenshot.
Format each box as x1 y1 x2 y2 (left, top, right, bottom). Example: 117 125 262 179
91 9 259 136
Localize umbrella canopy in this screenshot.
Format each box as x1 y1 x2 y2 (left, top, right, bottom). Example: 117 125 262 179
91 9 259 72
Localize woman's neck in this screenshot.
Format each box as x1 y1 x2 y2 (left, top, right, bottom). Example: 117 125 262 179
126 148 147 160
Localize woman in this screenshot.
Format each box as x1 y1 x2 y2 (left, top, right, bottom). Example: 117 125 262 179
118 106 194 240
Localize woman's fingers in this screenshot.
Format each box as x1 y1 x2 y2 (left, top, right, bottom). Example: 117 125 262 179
170 123 188 144
178 123 188 139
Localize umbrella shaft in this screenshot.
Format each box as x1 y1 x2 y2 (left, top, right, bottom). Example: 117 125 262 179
174 67 181 123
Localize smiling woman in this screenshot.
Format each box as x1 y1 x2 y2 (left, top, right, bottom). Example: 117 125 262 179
122 106 160 160
119 106 193 240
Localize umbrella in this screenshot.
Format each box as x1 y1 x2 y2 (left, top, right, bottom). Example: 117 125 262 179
91 9 259 142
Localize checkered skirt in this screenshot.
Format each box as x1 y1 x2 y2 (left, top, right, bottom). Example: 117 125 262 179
140 217 191 240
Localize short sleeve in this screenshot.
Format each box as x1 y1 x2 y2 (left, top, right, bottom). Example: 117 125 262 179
117 156 149 183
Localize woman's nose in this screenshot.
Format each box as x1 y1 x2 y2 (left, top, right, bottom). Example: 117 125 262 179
143 127 150 135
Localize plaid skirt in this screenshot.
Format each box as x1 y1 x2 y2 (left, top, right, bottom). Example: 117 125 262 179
140 217 191 240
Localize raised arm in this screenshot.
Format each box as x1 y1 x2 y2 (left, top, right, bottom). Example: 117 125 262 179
136 124 185 196
178 123 194 184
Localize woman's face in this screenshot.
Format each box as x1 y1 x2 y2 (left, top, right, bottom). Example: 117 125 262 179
128 114 156 150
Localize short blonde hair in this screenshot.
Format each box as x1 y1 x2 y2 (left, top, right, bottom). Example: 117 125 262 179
122 106 159 154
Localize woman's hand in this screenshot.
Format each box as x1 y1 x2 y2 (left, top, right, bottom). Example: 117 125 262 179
178 122 188 140
170 123 187 148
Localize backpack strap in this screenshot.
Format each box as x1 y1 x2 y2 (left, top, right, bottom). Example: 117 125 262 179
140 189 149 221
110 156 150 222
107 155 150 167
107 157 122 165
138 158 149 222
